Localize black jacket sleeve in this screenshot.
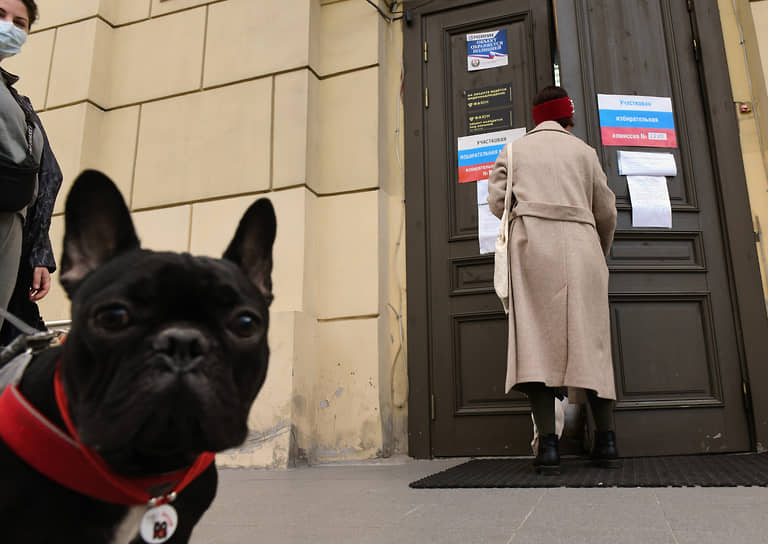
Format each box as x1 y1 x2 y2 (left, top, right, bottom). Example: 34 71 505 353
23 109 62 272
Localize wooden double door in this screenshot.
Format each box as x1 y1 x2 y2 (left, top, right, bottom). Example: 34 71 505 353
405 0 768 457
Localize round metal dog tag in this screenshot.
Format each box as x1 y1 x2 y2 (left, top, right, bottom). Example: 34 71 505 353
140 504 178 543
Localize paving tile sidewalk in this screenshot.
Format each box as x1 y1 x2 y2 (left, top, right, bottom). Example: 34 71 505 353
192 457 768 544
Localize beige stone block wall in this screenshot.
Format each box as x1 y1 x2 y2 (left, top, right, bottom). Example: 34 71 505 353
310 192 379 319
98 9 206 109
44 11 206 110
133 78 272 208
100 0 152 26
307 68 380 194
46 19 101 107
132 205 192 252
755 2 768 81
2 29 54 108
37 105 90 208
309 0 378 76
79 105 141 207
36 0 150 27
204 0 311 88
274 70 310 189
34 0 100 30
151 0 211 17
313 318 382 461
38 104 138 215
378 20 409 455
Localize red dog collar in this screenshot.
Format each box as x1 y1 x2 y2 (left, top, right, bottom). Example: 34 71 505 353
0 361 215 505
532 97 574 125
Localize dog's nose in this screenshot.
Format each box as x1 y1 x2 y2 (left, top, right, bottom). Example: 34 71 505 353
152 327 210 371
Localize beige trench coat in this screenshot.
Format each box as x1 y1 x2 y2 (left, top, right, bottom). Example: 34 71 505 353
488 121 618 400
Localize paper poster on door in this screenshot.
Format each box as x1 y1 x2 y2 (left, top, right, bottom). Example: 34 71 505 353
598 94 677 148
457 128 525 184
618 150 677 176
467 30 508 71
476 180 498 254
627 176 672 228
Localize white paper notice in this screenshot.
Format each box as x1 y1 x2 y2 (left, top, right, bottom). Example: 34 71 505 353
477 179 499 254
626 176 672 228
618 151 677 176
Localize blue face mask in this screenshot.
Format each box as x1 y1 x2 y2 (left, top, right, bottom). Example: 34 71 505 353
0 21 27 60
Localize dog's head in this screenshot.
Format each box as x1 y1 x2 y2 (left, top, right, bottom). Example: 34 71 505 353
57 170 275 474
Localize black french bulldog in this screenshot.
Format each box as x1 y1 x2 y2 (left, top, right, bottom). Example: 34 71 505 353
0 170 276 543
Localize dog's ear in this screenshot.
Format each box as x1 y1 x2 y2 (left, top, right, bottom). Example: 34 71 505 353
59 170 140 295
223 198 276 305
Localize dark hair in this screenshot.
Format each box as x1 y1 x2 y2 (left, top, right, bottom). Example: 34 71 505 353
533 85 574 129
21 0 38 30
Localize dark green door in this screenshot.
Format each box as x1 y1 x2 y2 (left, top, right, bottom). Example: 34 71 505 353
410 0 555 456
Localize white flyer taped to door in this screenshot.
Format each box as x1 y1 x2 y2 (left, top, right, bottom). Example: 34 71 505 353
627 176 672 228
477 180 498 254
618 150 677 176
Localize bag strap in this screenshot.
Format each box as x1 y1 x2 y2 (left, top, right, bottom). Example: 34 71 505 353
23 111 34 156
499 143 515 237
5 79 36 157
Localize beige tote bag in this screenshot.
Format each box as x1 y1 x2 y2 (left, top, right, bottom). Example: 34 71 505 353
493 144 513 313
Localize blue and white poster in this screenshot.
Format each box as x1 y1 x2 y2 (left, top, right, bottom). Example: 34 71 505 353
597 94 677 148
467 30 508 72
457 127 523 184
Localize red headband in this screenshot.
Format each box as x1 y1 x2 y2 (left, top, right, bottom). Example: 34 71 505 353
532 97 574 125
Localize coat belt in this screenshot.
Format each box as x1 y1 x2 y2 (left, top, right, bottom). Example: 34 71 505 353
511 201 595 227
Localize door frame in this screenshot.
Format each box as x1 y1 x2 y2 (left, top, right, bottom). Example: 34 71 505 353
686 0 768 449
403 0 768 458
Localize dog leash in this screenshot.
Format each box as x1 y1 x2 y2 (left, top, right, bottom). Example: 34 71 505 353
0 307 57 366
0 305 42 336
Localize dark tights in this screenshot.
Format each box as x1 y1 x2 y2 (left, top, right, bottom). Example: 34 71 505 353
517 382 614 435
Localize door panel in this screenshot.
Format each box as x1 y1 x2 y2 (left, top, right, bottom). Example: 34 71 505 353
611 296 721 403
423 0 554 456
558 0 750 455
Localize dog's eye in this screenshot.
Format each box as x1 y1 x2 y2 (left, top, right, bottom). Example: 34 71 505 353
229 312 261 338
94 305 131 330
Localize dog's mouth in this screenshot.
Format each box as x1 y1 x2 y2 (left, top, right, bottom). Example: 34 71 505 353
132 401 204 454
135 361 237 444
74 356 245 463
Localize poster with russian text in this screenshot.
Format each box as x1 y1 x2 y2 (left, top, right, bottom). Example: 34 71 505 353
597 94 677 148
457 128 525 184
457 128 526 255
467 30 508 71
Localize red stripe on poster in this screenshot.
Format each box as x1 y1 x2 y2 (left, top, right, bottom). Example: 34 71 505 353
459 163 495 183
600 127 677 148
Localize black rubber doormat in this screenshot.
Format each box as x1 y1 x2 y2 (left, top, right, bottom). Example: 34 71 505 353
409 453 768 488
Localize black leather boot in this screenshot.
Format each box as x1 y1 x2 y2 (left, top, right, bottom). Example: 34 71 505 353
591 430 621 468
533 433 560 475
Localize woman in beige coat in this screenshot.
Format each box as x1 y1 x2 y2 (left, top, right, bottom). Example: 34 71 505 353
488 86 618 474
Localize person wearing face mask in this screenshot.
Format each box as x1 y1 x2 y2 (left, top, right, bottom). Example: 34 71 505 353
0 0 62 341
